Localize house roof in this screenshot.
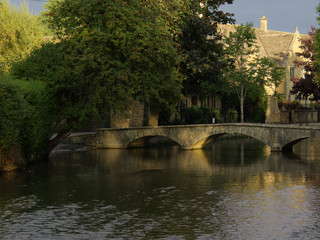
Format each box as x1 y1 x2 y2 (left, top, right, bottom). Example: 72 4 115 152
218 23 308 66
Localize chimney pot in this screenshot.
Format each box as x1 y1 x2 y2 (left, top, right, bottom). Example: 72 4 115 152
260 16 268 32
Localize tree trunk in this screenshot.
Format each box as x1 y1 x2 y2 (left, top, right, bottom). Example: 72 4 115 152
144 97 150 126
47 129 73 154
240 83 244 123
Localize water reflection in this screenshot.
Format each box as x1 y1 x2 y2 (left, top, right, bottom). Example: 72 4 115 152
1 137 320 239
293 138 320 162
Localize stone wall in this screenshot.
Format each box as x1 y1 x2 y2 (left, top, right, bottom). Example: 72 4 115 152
290 110 319 123
110 100 145 128
265 96 281 123
269 110 319 124
109 100 160 128
265 97 320 124
147 108 159 126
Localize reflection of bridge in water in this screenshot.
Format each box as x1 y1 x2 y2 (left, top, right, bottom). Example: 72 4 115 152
70 123 320 152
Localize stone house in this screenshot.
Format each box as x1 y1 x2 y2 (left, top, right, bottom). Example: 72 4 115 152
219 16 307 102
187 16 308 109
191 16 310 123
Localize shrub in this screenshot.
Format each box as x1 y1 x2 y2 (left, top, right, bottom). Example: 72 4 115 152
281 100 302 110
0 75 54 171
186 106 220 124
226 109 238 123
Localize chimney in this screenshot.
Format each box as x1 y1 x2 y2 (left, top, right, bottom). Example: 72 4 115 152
260 16 268 32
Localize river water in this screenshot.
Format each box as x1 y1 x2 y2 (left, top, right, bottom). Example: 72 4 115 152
1 136 320 239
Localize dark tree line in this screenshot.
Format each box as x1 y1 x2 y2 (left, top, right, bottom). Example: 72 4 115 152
1 0 235 171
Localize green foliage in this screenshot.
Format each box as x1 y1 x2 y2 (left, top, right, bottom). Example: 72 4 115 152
0 0 46 73
292 27 320 101
248 97 267 123
13 0 186 139
15 81 54 160
220 89 268 122
179 0 234 98
223 23 284 122
186 106 203 124
11 42 82 132
186 106 219 124
179 15 226 97
0 76 23 150
226 109 238 122
316 29 320 85
278 100 302 110
318 4 320 24
45 0 182 106
0 75 54 166
211 108 220 123
308 101 320 109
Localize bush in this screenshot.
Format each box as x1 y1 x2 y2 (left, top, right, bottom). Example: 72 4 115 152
0 78 23 148
186 106 220 124
226 109 238 123
309 101 320 109
0 75 54 171
279 100 302 110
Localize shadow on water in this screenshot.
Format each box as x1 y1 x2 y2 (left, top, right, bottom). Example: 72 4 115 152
2 136 320 239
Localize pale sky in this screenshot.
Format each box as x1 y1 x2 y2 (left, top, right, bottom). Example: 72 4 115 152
8 0 320 35
220 0 319 35
9 0 46 15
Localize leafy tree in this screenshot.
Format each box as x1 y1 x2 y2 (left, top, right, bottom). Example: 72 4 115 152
0 0 45 73
291 27 320 101
13 0 185 150
224 23 284 122
179 0 234 99
313 5 320 91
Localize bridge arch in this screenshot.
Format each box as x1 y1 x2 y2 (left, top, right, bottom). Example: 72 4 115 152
127 135 180 148
187 131 269 150
280 137 309 151
188 134 226 149
88 124 320 151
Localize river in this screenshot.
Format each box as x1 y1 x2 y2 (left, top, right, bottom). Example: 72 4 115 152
1 136 320 239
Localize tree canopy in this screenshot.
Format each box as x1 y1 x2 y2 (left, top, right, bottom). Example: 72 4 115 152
44 0 184 108
291 27 319 101
223 23 284 122
12 0 189 149
314 4 320 89
179 0 234 98
0 0 45 73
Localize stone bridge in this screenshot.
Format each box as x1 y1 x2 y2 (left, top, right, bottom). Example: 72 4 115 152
70 123 320 152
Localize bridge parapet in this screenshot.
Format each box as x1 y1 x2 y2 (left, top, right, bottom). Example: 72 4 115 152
72 124 320 152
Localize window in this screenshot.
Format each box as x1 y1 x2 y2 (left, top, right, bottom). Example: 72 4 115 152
290 67 295 78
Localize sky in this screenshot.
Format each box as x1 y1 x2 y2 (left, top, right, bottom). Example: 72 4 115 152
9 0 46 15
219 0 319 34
8 0 320 35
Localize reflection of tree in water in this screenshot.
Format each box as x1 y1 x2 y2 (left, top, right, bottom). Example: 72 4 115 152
17 138 320 207
3 138 320 240
292 138 320 162
206 135 269 165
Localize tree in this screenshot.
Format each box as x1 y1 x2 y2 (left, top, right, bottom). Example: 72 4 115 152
291 27 320 101
13 0 185 151
179 0 234 99
316 4 320 74
224 23 284 122
0 0 45 73
0 75 53 171
313 5 320 92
